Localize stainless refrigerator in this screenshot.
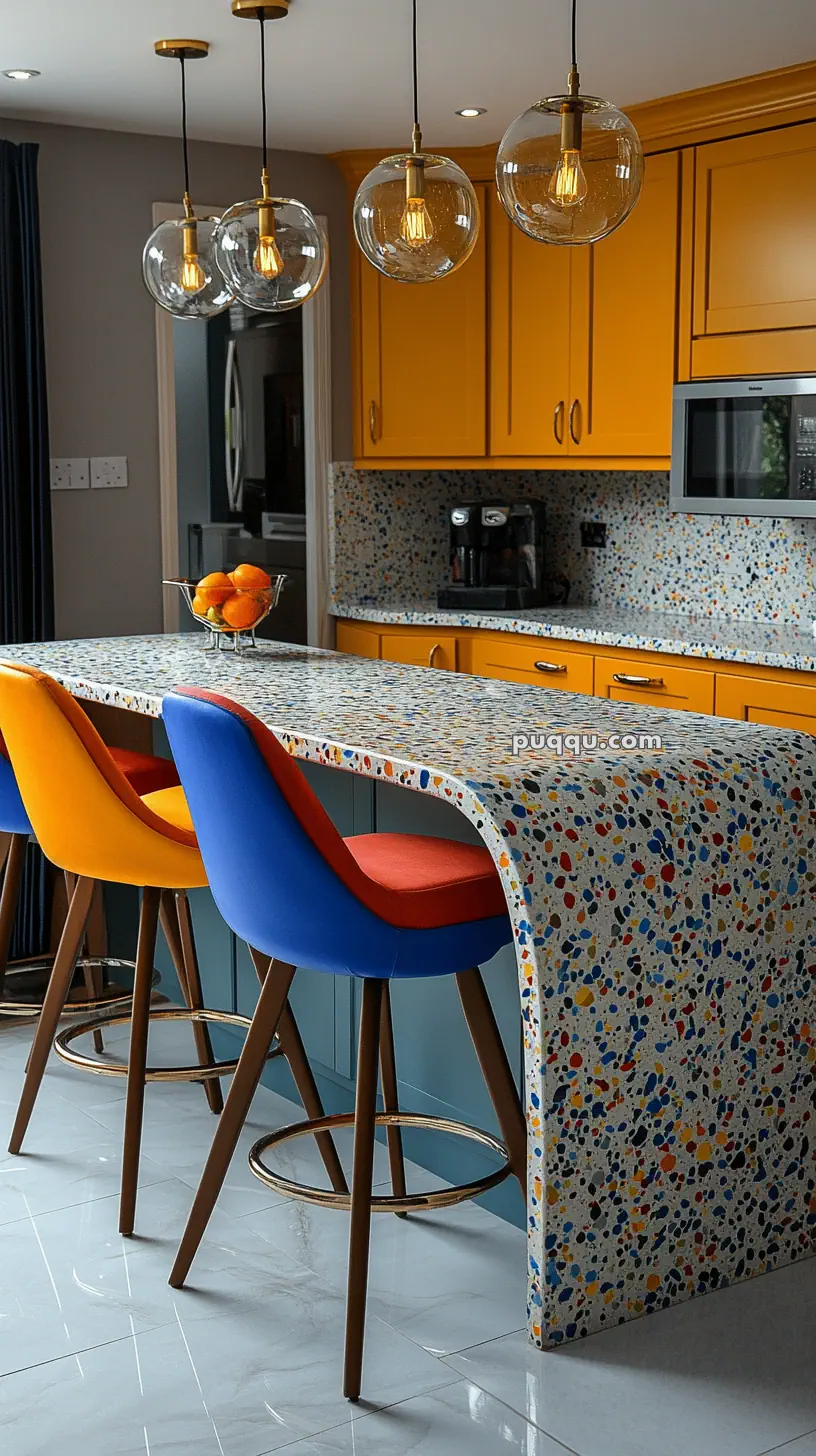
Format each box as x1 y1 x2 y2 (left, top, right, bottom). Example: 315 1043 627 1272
178 303 308 645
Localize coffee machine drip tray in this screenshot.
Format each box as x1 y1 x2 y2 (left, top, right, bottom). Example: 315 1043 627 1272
437 583 566 611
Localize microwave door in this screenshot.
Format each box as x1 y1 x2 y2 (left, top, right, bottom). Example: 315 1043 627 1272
224 338 245 515
731 407 764 493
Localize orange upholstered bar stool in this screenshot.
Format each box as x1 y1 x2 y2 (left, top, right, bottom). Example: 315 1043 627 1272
0 662 345 1234
0 727 178 1023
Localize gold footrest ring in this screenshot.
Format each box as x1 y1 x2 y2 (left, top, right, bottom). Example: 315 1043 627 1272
249 1111 512 1213
1 956 158 1019
53 1006 283 1081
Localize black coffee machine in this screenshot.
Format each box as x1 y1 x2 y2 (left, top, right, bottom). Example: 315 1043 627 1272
437 501 567 610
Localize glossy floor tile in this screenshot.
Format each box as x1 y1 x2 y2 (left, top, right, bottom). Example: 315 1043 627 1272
3 1018 816 1456
268 1380 576 1454
242 1174 527 1355
444 1256 816 1456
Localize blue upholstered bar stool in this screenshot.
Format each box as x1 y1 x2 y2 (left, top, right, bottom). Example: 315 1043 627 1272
162 687 527 1401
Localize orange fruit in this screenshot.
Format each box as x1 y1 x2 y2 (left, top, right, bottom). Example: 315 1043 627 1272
229 563 272 593
191 593 208 618
221 591 263 631
196 571 233 607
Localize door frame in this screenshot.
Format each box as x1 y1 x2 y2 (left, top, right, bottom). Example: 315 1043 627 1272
152 201 333 647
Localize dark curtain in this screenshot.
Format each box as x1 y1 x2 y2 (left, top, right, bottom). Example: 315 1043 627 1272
0 140 54 959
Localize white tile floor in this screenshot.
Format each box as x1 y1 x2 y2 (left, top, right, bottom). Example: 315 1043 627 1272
1 1018 815 1456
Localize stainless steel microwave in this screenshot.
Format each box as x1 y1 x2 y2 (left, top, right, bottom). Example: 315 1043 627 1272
670 377 816 517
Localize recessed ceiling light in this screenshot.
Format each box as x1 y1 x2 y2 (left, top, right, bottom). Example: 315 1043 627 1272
3 69 41 81
456 107 487 118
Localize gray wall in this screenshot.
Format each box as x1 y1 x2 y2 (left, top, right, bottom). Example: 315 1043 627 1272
0 115 351 639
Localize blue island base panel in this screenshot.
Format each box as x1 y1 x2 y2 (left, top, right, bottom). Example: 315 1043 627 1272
4 634 816 1349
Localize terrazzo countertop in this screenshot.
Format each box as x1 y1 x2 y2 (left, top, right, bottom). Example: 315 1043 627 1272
332 600 816 673
4 634 816 1351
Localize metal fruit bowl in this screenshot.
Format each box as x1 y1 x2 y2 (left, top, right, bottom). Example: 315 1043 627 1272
164 576 288 651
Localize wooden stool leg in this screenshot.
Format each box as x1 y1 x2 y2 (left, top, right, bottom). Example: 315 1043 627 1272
119 887 161 1235
379 982 407 1215
160 891 223 1116
249 947 348 1196
455 967 528 1199
9 875 94 1153
344 977 383 1403
169 958 296 1289
0 834 27 1000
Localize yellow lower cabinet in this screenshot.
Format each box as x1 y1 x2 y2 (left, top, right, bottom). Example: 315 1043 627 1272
336 622 380 659
380 631 457 671
716 672 816 734
470 635 593 694
594 655 715 714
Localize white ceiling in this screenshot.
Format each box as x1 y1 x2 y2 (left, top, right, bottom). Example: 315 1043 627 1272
0 0 814 155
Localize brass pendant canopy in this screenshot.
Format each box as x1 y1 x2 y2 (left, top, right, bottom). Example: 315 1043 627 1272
154 40 211 61
232 1 290 18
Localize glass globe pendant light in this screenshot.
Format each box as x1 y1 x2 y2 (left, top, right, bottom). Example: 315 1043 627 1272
353 0 480 284
213 2 327 313
496 0 644 246
142 41 233 319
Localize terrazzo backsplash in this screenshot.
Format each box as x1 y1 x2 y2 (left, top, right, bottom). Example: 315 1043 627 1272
329 464 816 624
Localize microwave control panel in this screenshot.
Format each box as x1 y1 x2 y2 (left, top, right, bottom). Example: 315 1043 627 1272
791 398 816 498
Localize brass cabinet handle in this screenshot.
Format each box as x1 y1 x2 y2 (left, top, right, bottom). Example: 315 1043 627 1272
613 672 665 689
553 401 565 445
569 399 581 445
428 642 443 668
535 660 567 674
369 400 378 444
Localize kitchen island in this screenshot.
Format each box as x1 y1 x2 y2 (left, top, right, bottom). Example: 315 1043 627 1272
4 632 816 1349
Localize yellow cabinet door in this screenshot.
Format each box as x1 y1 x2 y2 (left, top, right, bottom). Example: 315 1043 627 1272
358 186 487 459
568 151 680 459
594 655 715 715
380 631 457 671
489 191 572 458
716 672 816 734
335 622 380 659
470 635 593 694
692 122 816 377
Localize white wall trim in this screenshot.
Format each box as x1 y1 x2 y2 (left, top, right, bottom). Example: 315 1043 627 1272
153 202 332 645
303 221 333 650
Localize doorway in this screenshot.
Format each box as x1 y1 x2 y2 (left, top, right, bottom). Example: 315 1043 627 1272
153 201 332 647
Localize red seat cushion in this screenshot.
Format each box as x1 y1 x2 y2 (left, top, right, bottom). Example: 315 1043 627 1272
2 726 178 798
109 748 179 797
344 833 508 928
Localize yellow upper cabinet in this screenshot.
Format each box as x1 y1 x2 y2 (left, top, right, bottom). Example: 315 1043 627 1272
691 121 816 377
489 190 572 459
357 184 488 460
489 151 681 463
569 150 681 458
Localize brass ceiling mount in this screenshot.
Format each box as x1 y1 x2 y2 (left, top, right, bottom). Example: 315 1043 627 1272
154 40 211 61
232 1 290 18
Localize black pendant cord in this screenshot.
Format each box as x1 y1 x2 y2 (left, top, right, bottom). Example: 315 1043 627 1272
259 15 269 172
411 0 420 133
179 55 191 198
571 0 578 70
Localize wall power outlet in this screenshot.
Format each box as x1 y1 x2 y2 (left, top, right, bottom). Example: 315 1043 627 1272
91 456 128 489
50 458 89 491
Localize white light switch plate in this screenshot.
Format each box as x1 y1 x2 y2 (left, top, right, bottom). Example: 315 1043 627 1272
50 458 89 491
91 456 128 489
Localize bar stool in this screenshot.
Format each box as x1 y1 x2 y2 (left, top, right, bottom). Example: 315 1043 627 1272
161 687 528 1401
0 663 345 1235
0 728 178 1021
